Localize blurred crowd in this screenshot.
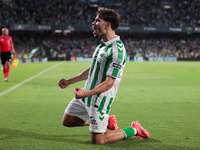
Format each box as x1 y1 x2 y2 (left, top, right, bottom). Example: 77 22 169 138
12 31 200 60
1 0 199 60
123 33 200 60
0 0 200 27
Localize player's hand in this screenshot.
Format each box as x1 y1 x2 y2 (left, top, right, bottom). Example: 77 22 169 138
74 87 87 99
58 78 69 89
12 51 16 56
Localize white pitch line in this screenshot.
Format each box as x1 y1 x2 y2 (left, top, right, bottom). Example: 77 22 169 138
0 62 63 97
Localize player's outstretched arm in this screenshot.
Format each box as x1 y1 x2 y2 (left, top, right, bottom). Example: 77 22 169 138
58 67 90 89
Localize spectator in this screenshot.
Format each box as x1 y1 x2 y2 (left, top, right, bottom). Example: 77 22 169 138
8 31 200 60
0 0 200 27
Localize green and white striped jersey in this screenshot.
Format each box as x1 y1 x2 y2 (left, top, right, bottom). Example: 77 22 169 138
82 36 127 114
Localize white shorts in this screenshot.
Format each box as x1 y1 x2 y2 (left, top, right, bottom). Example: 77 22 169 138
65 97 109 133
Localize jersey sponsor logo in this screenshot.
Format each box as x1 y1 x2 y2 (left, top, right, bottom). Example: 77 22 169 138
113 63 121 69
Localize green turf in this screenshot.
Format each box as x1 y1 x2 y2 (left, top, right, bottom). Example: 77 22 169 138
0 61 199 150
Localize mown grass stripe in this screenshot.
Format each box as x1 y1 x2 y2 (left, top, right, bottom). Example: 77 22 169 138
0 62 63 97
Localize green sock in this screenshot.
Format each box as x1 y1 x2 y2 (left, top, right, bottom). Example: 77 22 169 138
121 127 136 138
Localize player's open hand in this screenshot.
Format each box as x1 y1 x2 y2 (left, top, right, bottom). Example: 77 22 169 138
58 78 69 89
74 87 87 99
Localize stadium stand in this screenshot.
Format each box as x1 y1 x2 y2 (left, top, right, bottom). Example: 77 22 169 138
0 0 199 61
0 0 199 27
12 31 200 60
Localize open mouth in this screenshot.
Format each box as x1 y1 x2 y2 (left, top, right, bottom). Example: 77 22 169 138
93 26 97 34
93 29 97 34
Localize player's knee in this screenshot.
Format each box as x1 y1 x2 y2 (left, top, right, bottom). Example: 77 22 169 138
62 120 74 127
91 136 107 145
92 139 105 145
6 61 10 66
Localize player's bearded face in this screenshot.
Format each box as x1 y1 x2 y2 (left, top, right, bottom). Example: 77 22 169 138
92 15 106 38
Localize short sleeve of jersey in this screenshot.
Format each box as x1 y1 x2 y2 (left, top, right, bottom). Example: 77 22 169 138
106 41 126 78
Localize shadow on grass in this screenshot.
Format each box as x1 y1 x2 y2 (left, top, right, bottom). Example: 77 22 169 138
99 137 161 148
1 128 198 150
0 128 89 143
0 128 160 146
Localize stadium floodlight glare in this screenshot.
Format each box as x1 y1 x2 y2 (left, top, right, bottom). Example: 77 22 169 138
63 30 71 35
164 5 171 9
90 4 98 7
55 30 62 33
64 30 71 33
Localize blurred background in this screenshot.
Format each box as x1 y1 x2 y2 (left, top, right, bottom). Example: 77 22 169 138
0 0 199 62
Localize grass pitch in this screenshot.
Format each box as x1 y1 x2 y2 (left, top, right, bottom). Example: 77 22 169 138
0 61 199 150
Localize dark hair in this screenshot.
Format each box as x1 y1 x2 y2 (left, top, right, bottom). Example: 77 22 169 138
96 7 120 30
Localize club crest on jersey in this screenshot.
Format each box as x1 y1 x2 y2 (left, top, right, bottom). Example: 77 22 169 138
100 52 105 57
